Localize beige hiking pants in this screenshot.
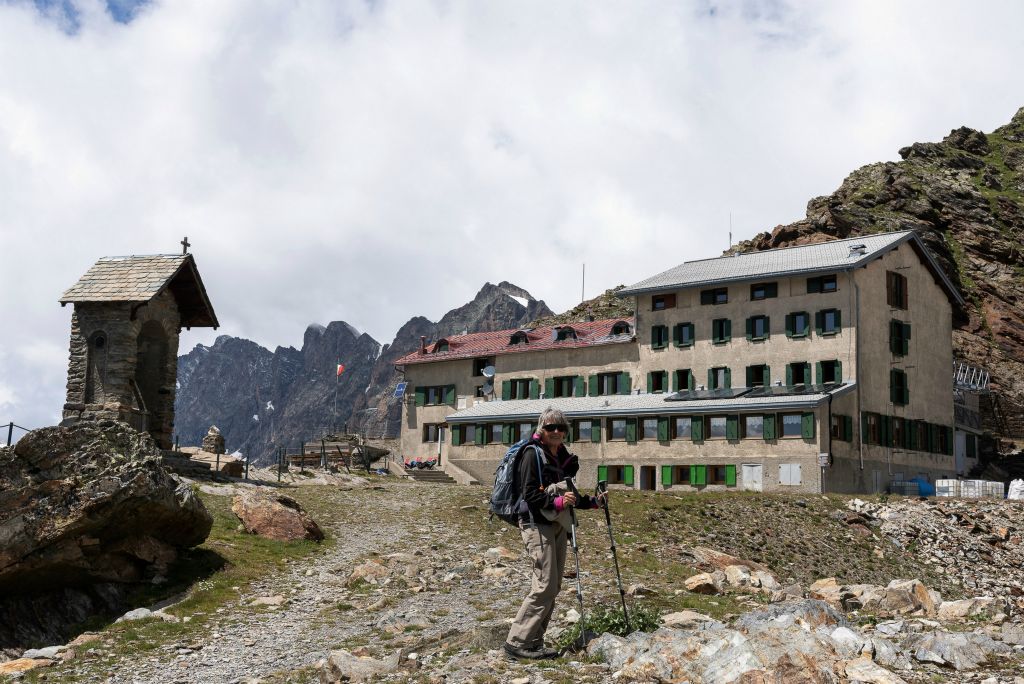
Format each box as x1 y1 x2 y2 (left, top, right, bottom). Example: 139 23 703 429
506 520 568 648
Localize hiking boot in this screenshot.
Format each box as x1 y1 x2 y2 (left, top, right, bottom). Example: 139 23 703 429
503 642 556 660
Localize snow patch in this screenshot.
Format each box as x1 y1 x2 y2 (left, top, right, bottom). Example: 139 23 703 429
505 293 529 308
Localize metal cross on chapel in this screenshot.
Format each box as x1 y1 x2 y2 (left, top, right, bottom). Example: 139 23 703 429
181 237 191 255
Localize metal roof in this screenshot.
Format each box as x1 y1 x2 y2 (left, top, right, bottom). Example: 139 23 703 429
60 254 219 328
445 383 855 422
618 230 964 306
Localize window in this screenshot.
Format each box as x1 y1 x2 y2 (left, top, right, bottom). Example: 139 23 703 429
423 424 443 442
592 371 630 396
652 294 676 311
817 360 842 384
416 385 454 406
509 331 530 345
865 412 880 445
611 321 632 336
609 418 627 441
598 465 632 486
647 370 668 393
472 358 493 376
708 366 730 389
651 325 669 349
709 465 733 485
966 434 977 458
890 320 911 356
780 463 802 486
672 416 692 439
816 309 841 335
549 375 580 398
574 420 594 442
781 414 803 438
700 288 728 305
641 418 659 440
916 421 928 451
490 424 503 444
750 282 778 300
892 417 906 449
673 322 695 347
433 340 449 352
890 369 909 405
674 368 694 392
517 423 533 441
712 318 731 344
668 465 690 486
746 364 770 387
786 311 810 338
937 426 950 454
555 327 577 341
887 271 908 309
786 362 810 386
708 416 727 439
831 414 853 441
742 415 764 439
502 378 536 400
746 315 770 341
451 424 472 446
807 274 837 293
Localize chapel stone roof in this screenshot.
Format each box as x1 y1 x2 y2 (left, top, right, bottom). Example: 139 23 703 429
60 254 219 328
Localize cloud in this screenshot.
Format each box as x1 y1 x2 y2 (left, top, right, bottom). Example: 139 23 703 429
1 0 1023 433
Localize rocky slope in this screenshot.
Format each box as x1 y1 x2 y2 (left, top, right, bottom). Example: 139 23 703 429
527 285 635 328
734 107 1024 441
175 282 551 462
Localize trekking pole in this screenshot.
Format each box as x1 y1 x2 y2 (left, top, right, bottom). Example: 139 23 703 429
564 477 587 649
597 480 631 633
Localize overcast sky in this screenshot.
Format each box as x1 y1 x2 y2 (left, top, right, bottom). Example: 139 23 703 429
2 0 1023 436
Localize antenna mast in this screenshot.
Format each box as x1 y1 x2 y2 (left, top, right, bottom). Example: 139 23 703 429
581 263 585 303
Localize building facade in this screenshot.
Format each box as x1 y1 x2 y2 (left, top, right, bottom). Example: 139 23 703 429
396 231 967 494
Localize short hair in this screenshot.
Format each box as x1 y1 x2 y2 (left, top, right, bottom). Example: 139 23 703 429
536 407 568 432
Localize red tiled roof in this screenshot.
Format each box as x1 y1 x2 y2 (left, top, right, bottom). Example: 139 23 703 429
395 318 636 366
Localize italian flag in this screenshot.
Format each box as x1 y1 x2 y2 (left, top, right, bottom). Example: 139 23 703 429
336 364 345 376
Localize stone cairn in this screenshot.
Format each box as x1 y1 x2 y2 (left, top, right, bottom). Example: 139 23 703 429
201 425 225 455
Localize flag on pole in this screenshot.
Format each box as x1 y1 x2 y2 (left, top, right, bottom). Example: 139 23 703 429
336 363 345 376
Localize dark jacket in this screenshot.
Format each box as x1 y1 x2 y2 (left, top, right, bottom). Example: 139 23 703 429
517 438 597 524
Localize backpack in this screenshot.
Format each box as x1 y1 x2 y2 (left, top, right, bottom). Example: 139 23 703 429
489 438 543 525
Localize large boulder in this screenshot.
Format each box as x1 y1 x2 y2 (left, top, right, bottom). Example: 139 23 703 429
0 421 212 655
231 490 324 542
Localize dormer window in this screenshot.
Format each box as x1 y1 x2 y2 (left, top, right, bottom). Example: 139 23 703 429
555 327 577 341
433 339 449 353
611 321 632 336
510 331 530 345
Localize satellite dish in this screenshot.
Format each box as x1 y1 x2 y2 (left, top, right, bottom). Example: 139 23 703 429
482 365 495 378
481 382 494 396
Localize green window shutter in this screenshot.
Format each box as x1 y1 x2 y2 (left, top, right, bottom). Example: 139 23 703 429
651 325 660 349
902 323 910 355
764 365 771 386
624 465 634 486
685 323 694 346
763 414 776 440
785 313 794 337
452 427 462 446
815 310 824 335
672 370 680 392
946 427 954 455
786 364 793 386
815 361 823 385
445 385 456 404
647 372 654 393
745 366 753 387
415 386 426 406
724 319 732 341
688 371 695 390
882 415 892 446
725 464 736 487
836 360 842 383
909 421 919 450
861 413 869 443
661 464 673 487
501 380 511 401
619 371 631 395
726 415 738 440
625 418 637 444
694 465 707 486
574 375 585 397
903 384 910 405
724 367 732 389
545 378 555 398
502 424 512 445
708 368 715 389
692 416 704 442
475 425 485 445
529 379 540 400
802 412 815 439
889 320 898 355
597 465 608 482
672 323 681 347
928 424 937 452
835 309 842 330
844 415 853 442
745 317 753 340
588 374 599 396
591 420 602 443
658 416 669 441
689 464 697 485
807 277 821 293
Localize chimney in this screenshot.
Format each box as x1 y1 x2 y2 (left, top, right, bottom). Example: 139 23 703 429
420 336 427 354
849 244 867 257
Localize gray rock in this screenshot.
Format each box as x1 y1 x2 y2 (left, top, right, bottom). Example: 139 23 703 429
904 631 1013 671
1002 622 1024 645
319 648 401 683
21 646 63 659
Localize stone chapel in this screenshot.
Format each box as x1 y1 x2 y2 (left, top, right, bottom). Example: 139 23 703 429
59 248 218 449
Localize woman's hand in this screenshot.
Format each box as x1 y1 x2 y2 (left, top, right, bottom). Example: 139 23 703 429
563 491 578 507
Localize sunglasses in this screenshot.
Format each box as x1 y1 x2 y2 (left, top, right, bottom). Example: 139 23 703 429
542 424 569 433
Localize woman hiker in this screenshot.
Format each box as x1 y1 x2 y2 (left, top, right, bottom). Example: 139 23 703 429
504 407 605 660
